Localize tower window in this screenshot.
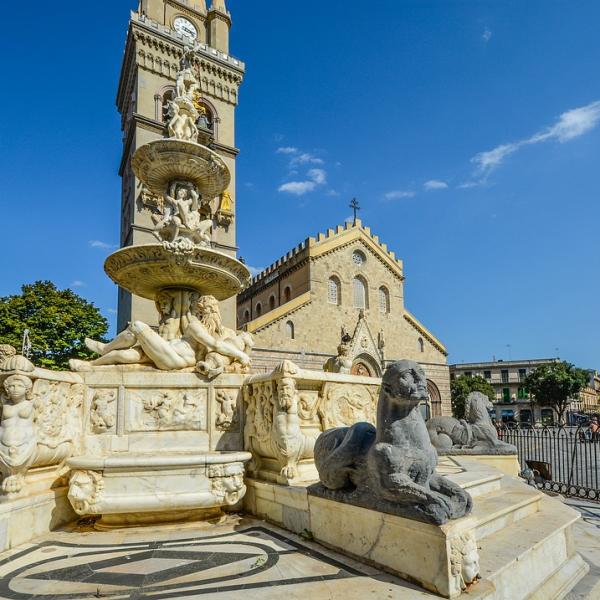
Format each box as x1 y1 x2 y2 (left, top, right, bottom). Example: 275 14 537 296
255 303 262 317
285 321 295 339
269 295 276 311
243 309 250 323
283 286 291 303
328 277 341 305
418 337 424 353
353 276 368 309
379 286 390 314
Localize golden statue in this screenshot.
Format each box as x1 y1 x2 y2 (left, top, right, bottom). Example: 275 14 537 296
220 190 233 214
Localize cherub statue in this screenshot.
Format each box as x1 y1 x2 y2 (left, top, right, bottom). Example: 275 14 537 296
0 374 37 494
153 185 212 247
167 101 199 142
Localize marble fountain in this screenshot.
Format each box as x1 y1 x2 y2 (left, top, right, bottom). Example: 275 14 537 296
0 51 589 599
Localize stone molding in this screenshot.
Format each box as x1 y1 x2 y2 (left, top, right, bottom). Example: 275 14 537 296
403 310 447 355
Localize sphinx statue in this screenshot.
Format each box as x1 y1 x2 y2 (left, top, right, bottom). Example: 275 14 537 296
427 391 517 455
311 360 472 525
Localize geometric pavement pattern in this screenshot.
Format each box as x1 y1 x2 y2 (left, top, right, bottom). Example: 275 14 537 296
0 525 375 599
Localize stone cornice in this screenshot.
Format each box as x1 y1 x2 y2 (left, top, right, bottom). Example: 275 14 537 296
134 11 244 73
207 8 232 27
403 310 447 356
245 292 313 334
238 256 310 302
167 0 207 19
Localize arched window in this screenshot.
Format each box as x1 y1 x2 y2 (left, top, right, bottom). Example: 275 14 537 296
418 337 425 353
328 277 341 305
269 295 276 311
353 276 368 309
255 303 262 317
161 89 175 122
378 286 390 314
283 286 291 303
243 309 250 323
195 101 214 132
285 321 295 339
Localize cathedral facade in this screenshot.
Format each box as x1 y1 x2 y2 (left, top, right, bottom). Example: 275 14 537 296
237 220 451 416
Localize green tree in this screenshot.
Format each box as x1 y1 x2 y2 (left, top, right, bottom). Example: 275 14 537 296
0 281 108 371
524 361 589 425
451 375 495 419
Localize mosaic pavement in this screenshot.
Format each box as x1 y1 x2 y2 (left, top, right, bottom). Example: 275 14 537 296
0 517 435 599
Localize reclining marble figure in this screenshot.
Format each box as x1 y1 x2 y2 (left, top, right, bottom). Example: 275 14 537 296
70 294 252 376
311 360 472 525
427 391 517 455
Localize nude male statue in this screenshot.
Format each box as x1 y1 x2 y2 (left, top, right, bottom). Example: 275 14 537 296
69 294 251 373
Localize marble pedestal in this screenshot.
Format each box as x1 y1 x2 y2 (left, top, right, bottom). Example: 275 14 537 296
66 369 251 525
244 457 587 599
68 451 250 527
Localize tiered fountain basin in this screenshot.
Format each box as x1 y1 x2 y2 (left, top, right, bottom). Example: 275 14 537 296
131 139 230 197
66 369 251 527
105 245 251 301
68 451 251 527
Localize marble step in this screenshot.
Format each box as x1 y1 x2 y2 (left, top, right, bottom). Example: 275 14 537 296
472 496 587 600
471 481 543 540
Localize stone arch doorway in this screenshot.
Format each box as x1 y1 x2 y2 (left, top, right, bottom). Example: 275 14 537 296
351 353 382 378
427 380 442 417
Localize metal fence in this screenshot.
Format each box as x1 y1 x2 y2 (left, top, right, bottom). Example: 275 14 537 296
500 425 600 501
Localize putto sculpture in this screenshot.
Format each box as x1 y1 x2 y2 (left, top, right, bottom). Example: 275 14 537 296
427 391 517 455
311 360 472 524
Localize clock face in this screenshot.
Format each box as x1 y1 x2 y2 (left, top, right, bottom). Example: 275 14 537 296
173 16 198 41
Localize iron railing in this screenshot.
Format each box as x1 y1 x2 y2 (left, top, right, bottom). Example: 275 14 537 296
500 424 600 501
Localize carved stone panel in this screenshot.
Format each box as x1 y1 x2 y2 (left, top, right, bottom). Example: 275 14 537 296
90 389 117 434
127 389 208 432
318 383 378 430
215 389 240 432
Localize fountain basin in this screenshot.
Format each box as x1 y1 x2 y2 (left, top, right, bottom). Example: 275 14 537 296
131 139 230 197
104 244 251 301
67 451 251 527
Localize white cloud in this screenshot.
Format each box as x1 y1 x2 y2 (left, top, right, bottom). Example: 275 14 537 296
89 240 117 249
424 179 448 190
482 28 492 42
278 181 317 195
384 190 415 200
106 308 117 315
532 101 600 143
70 280 85 288
290 152 324 167
247 265 264 277
308 168 327 184
326 189 340 197
276 146 298 155
471 100 600 177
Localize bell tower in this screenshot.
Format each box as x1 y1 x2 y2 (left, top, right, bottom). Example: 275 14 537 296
116 0 244 331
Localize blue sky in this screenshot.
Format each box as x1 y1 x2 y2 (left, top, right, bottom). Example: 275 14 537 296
0 1 598 368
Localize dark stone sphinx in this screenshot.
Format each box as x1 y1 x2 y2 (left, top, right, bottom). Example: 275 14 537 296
427 391 517 455
310 360 472 525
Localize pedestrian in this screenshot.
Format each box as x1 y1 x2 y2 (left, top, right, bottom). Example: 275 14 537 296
590 417 599 443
